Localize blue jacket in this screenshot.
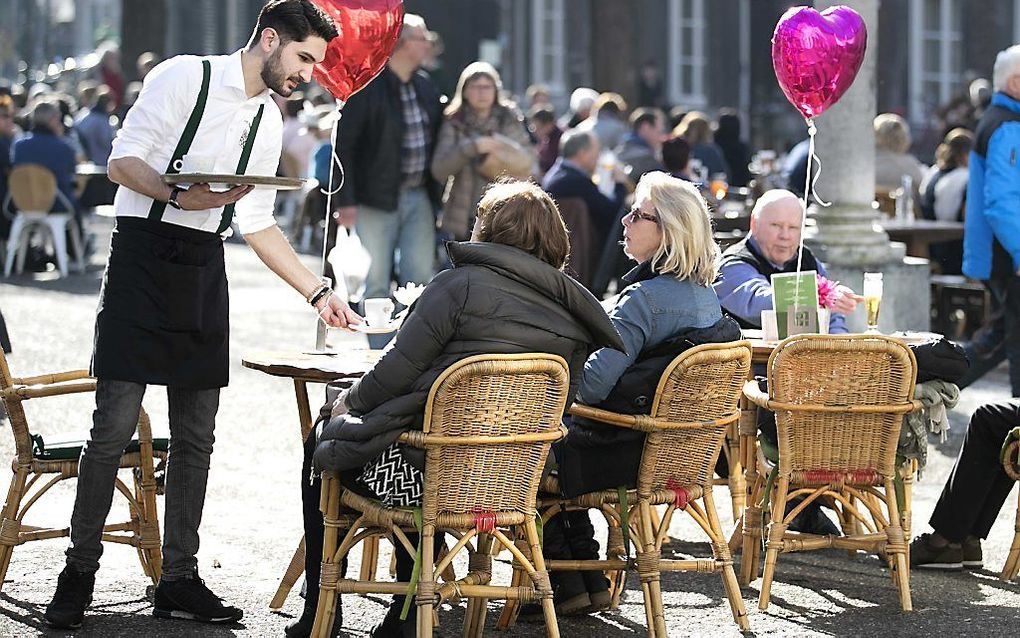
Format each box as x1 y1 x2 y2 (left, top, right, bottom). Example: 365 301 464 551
11 128 77 212
579 262 722 405
963 92 1020 280
542 158 626 235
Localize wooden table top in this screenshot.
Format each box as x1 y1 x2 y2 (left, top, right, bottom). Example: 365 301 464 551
242 349 383 383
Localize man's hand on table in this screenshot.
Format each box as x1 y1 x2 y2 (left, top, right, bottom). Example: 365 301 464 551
830 285 864 315
316 293 363 331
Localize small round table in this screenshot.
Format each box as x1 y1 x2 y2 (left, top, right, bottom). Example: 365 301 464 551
242 348 381 608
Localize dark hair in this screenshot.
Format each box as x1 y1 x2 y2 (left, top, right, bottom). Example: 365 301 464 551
251 0 338 46
472 180 570 270
714 108 742 146
629 107 660 132
593 92 627 117
935 127 974 171
528 106 555 125
661 136 691 174
560 129 595 159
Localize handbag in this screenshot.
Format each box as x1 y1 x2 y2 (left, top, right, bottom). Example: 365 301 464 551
477 133 532 181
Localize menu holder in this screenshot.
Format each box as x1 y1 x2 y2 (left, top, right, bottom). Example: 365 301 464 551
164 173 310 191
771 270 819 339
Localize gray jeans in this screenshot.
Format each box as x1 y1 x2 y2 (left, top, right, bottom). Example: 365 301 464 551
66 379 219 580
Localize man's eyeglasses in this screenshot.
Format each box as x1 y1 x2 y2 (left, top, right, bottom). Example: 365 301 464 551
624 208 660 225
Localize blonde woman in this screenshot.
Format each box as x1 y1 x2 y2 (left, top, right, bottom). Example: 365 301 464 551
874 112 926 193
530 172 735 618
431 61 535 241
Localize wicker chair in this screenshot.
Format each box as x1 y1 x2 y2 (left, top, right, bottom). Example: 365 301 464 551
0 348 166 590
739 334 920 612
311 353 571 638
500 341 753 635
1000 438 1020 581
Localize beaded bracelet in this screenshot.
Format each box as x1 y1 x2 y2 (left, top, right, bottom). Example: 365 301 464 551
309 285 333 307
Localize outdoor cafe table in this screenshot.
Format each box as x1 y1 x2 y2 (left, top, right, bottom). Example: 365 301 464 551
878 218 964 259
242 348 382 608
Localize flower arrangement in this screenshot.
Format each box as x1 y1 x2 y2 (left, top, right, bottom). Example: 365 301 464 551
817 274 839 310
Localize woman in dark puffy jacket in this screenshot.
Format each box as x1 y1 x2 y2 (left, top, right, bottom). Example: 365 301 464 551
286 181 623 637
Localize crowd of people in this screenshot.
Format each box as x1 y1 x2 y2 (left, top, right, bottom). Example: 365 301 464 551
1 0 1020 634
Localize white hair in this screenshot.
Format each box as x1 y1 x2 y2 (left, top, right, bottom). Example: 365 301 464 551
569 87 599 114
993 44 1020 93
750 189 803 220
401 13 427 37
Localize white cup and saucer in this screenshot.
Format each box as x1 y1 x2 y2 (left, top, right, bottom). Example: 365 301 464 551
353 298 399 334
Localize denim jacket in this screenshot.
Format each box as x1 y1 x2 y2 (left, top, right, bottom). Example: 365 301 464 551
579 261 723 405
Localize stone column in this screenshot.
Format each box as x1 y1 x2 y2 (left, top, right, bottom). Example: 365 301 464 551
803 0 930 332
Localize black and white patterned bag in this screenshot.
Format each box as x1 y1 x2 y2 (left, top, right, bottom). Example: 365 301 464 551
359 443 423 508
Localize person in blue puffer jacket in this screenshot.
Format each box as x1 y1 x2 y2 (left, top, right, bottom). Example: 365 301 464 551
962 44 1020 397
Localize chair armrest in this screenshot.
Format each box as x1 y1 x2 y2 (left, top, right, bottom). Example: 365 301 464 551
742 380 771 409
568 404 646 430
4 378 97 400
397 426 567 447
14 369 92 386
569 403 736 432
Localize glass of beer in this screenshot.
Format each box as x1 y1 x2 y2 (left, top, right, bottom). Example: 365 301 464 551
863 272 883 333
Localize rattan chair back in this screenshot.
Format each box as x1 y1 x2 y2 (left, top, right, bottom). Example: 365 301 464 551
767 334 917 481
8 165 58 213
418 353 570 522
638 341 751 494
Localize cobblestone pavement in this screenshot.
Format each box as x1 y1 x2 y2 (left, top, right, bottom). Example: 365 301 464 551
0 218 1018 636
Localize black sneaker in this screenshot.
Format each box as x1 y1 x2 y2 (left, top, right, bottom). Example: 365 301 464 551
582 571 611 612
369 598 414 637
786 498 841 536
45 567 95 629
285 596 340 638
909 533 963 570
963 537 983 569
153 574 243 624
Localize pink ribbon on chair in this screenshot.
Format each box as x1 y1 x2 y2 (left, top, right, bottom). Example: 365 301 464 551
665 479 690 510
472 509 497 533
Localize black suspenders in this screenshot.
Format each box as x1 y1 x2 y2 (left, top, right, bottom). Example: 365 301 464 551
147 57 267 234
217 103 265 234
149 60 211 221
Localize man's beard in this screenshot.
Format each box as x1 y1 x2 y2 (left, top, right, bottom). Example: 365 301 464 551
261 49 299 96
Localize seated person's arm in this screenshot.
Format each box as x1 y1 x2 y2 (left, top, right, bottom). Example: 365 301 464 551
345 271 468 414
578 289 652 405
713 260 774 326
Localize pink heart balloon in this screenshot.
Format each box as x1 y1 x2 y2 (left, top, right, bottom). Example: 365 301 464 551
772 5 867 120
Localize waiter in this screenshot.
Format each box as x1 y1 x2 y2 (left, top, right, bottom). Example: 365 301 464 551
44 0 359 630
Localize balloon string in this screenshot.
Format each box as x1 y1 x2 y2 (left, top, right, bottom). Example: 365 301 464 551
322 101 348 299
793 118 830 310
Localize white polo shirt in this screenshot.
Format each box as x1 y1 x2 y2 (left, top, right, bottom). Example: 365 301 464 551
108 49 283 235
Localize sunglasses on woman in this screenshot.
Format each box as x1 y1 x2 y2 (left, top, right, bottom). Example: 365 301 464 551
624 208 660 225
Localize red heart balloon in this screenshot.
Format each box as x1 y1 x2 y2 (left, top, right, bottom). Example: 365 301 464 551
772 5 867 120
311 0 404 103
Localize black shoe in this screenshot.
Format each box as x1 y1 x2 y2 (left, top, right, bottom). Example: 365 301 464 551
786 499 841 536
519 570 590 621
582 571 611 612
963 537 983 569
153 573 243 624
285 596 340 637
370 598 415 638
909 533 963 570
44 567 95 629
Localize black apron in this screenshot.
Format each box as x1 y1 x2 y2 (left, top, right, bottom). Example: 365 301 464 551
90 58 265 389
